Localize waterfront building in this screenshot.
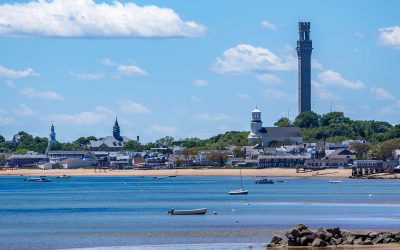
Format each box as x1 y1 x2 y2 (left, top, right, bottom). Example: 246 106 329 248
297 21 313 114
88 117 132 151
259 155 310 168
6 153 48 167
247 108 303 147
47 150 95 163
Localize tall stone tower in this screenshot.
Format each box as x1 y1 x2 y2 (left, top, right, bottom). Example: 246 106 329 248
47 124 56 151
297 22 313 114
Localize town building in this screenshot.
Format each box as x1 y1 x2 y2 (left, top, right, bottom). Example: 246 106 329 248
259 155 310 168
47 150 95 163
6 152 48 167
88 118 132 151
247 108 303 147
297 21 312 114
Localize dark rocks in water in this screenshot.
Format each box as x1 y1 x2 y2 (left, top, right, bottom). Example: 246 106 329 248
311 238 327 247
266 224 400 248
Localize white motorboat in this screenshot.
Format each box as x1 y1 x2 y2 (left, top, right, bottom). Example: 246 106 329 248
329 180 342 183
228 189 249 195
168 208 207 215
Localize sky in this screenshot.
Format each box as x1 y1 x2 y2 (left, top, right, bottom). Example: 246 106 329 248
1 0 400 143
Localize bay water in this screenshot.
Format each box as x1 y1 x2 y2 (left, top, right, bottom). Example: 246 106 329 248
1 176 399 249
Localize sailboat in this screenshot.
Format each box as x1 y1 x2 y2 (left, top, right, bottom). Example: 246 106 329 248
228 168 249 195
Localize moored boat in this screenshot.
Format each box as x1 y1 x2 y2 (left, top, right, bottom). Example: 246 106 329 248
255 178 274 184
329 180 342 183
168 208 207 215
228 189 249 195
57 175 70 178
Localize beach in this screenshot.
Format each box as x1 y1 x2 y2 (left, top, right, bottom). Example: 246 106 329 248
0 167 353 178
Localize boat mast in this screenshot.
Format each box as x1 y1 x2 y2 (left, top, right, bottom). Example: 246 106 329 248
240 168 243 189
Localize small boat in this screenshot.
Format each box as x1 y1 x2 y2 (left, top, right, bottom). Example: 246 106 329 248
329 180 342 183
275 180 285 183
25 176 52 182
229 168 249 195
228 189 249 195
255 178 274 184
57 175 70 178
168 208 207 215
24 177 41 182
35 177 52 182
168 175 177 178
154 176 167 179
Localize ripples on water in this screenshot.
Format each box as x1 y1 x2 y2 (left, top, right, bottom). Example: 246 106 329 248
0 176 399 249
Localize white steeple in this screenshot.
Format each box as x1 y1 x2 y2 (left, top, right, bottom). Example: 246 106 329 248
248 106 263 145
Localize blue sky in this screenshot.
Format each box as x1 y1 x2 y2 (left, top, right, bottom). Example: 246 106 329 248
1 0 400 143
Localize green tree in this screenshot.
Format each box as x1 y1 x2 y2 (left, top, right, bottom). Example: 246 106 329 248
206 151 229 167
349 141 370 159
48 141 63 151
294 111 319 128
0 135 5 143
274 117 292 127
155 136 174 147
15 148 28 154
123 140 143 151
369 138 400 160
320 112 350 126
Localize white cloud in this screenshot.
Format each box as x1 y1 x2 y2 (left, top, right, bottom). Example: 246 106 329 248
312 80 339 101
117 65 147 76
354 32 364 39
19 87 64 100
193 79 208 87
238 93 250 100
146 125 177 136
119 100 150 114
371 87 395 100
102 58 147 77
261 88 288 99
0 0 205 38
260 20 277 31
379 26 400 49
69 70 105 80
312 59 324 70
0 65 39 79
0 114 14 126
256 73 281 85
13 104 37 116
5 80 15 88
213 44 296 74
46 106 112 125
193 113 230 121
190 95 202 102
318 70 365 89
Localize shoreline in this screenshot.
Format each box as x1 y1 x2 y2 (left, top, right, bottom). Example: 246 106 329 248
0 167 353 178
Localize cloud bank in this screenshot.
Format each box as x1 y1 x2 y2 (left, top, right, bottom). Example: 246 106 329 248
0 0 205 38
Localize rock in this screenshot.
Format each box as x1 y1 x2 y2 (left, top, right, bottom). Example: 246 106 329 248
311 238 327 247
285 228 301 242
317 227 333 241
363 239 373 245
306 232 318 242
300 228 313 236
372 234 385 244
295 223 308 231
299 236 309 246
346 235 355 245
327 227 341 237
354 237 364 245
367 232 378 239
271 235 283 244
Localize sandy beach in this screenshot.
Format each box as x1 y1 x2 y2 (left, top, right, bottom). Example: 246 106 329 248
0 167 353 178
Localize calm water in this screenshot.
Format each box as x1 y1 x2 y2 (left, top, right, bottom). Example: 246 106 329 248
0 176 399 249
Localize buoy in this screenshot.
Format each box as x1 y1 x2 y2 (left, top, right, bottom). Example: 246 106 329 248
369 194 372 197
213 211 217 215
232 209 236 212
148 233 152 236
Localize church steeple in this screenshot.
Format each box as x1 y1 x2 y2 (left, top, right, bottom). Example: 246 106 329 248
113 117 122 141
47 123 56 151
